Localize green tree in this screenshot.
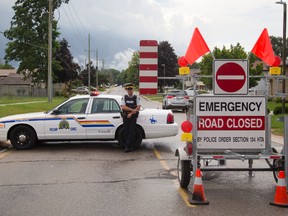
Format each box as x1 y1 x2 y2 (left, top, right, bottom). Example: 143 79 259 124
270 35 288 58
106 69 120 85
79 65 120 88
0 62 14 69
79 62 95 87
116 69 129 85
54 38 80 92
125 51 139 84
4 0 69 84
270 36 284 57
199 43 262 89
158 41 178 91
115 69 125 85
114 51 139 86
97 71 110 87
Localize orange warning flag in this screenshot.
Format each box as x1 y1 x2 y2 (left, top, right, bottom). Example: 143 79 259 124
185 28 210 65
251 28 275 66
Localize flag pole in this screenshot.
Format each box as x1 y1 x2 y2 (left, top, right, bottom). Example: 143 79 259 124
210 51 215 60
246 52 251 60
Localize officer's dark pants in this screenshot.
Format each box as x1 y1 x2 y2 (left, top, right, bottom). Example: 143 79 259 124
123 115 137 149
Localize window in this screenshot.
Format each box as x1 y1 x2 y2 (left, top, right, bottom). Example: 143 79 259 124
92 98 121 113
58 98 89 114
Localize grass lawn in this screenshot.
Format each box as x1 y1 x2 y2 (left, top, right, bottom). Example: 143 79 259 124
267 101 282 113
0 96 67 118
270 114 284 136
144 94 163 103
268 101 286 136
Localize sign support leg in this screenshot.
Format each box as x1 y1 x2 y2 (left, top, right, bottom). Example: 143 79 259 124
248 159 254 177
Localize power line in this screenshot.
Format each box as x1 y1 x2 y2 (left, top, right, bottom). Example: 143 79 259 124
70 1 89 35
58 3 91 67
61 5 85 46
69 2 96 49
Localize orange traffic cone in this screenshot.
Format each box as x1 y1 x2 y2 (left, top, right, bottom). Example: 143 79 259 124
189 169 209 205
270 171 288 207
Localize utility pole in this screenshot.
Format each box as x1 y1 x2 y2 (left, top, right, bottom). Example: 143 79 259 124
276 0 287 114
96 49 98 89
88 34 91 89
101 59 105 70
48 0 53 102
162 64 166 92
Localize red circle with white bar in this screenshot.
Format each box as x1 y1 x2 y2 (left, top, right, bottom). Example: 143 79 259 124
216 62 246 93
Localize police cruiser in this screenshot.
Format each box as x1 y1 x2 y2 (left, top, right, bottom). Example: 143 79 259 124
0 94 178 150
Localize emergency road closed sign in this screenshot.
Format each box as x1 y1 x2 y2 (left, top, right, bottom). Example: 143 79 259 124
214 60 248 95
195 96 266 150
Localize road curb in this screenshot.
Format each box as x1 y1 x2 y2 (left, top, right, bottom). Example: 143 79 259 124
271 134 284 145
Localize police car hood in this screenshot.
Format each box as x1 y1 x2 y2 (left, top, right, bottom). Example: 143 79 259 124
0 112 46 122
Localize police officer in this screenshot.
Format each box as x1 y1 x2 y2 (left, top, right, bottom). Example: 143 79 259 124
121 83 141 152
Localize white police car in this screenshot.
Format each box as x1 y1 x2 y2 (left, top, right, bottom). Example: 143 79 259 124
0 95 178 150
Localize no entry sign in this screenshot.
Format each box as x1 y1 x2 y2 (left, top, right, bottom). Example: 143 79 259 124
213 60 248 95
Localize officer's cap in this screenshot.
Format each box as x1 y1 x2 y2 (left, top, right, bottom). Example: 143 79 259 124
124 83 135 90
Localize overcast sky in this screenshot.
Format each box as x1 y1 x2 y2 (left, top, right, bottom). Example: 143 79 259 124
0 0 285 71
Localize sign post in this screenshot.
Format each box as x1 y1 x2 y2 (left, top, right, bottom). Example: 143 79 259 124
139 40 158 94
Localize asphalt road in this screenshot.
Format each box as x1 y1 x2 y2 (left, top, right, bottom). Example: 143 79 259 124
0 87 287 216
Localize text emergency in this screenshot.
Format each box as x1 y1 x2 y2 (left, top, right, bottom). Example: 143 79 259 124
199 101 262 112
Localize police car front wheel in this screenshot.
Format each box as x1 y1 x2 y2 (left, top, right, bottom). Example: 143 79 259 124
10 125 37 150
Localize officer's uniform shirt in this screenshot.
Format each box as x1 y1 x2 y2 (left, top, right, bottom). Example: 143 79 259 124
121 94 141 107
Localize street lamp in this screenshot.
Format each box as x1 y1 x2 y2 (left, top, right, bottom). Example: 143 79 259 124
161 64 166 91
276 0 287 114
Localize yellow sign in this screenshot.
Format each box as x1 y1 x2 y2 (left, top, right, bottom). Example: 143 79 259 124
179 67 190 75
181 133 193 142
269 67 281 75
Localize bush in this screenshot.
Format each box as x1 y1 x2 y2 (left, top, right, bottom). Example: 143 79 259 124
274 97 283 103
274 97 288 103
273 106 288 115
55 91 61 96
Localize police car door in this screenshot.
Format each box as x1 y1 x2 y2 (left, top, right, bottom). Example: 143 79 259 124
45 98 89 139
86 97 122 139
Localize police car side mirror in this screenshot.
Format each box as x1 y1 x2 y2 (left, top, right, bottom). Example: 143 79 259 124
51 109 61 115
